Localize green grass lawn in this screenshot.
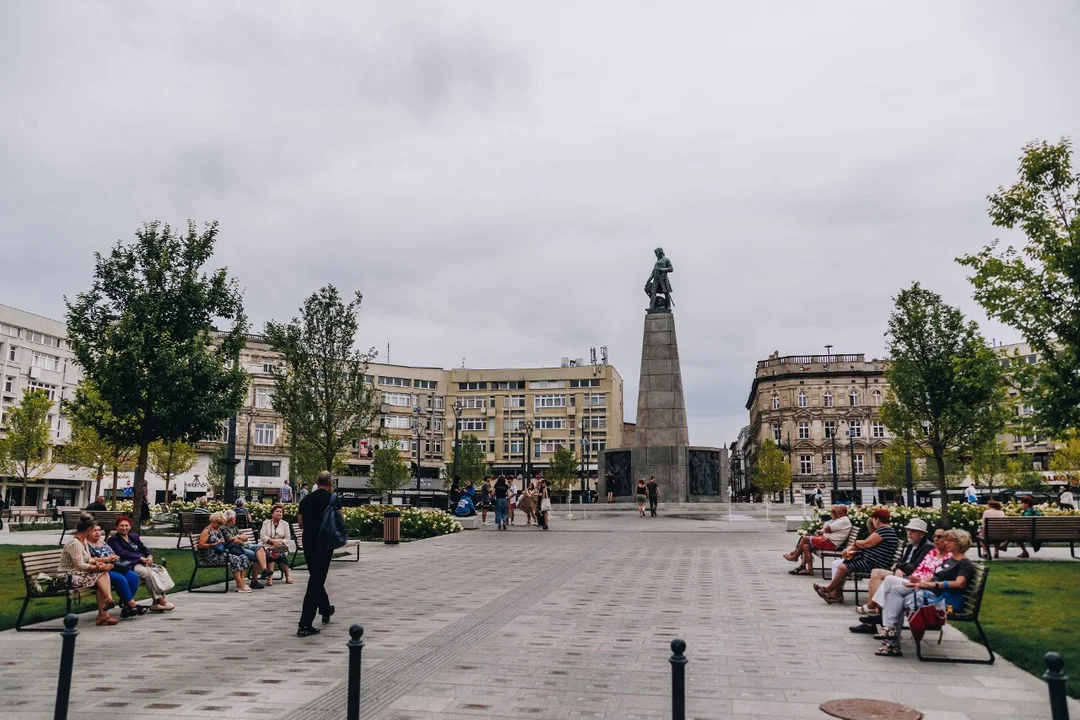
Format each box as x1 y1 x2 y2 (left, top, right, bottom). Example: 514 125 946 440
0 544 305 632
954 561 1080 697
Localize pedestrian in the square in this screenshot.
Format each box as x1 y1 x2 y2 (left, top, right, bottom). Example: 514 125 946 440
508 476 520 525
635 479 648 517
537 480 551 530
297 484 309 502
280 479 294 504
519 482 537 525
297 471 340 637
646 476 660 517
493 476 510 530
478 477 494 525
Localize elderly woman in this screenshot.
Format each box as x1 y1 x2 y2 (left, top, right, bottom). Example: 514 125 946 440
107 515 176 611
979 499 1006 559
874 529 975 657
197 511 252 592
814 508 899 604
851 525 951 631
222 509 268 588
86 521 148 618
259 504 294 585
58 514 118 625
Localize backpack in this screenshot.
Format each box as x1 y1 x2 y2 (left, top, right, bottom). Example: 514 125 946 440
319 493 348 550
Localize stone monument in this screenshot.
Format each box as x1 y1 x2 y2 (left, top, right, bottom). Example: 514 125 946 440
601 248 728 503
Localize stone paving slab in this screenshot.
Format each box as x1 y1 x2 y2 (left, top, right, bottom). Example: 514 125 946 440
0 513 1076 719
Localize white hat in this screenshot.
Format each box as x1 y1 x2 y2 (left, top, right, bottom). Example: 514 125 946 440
905 518 928 533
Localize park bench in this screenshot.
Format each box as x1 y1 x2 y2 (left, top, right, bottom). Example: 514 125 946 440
186 528 259 592
814 524 860 579
15 549 99 632
289 522 360 567
980 516 1080 560
175 512 212 548
913 563 994 665
59 509 126 545
6 505 51 523
850 541 907 605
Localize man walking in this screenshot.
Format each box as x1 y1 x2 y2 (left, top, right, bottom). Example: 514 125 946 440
281 479 294 503
646 476 660 517
297 471 339 637
493 476 510 530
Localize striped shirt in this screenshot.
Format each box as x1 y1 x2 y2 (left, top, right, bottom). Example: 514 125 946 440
845 525 899 573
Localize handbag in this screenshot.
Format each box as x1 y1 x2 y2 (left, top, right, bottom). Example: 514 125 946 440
147 563 175 592
541 497 552 512
113 560 135 573
908 594 947 648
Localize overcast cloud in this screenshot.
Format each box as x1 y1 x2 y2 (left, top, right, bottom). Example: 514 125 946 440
2 1 1078 445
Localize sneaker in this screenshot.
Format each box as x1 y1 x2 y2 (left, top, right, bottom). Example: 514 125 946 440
321 605 335 624
296 626 321 637
250 580 265 590
859 615 882 626
848 623 877 634
260 570 273 580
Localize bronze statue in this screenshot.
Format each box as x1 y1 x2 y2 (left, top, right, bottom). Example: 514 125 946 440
644 247 673 312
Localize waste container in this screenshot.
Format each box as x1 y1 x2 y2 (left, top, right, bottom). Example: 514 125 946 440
383 511 401 545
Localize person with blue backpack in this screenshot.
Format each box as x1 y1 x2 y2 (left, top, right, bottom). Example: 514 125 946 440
296 470 346 637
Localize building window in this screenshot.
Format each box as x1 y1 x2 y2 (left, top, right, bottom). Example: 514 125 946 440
797 391 807 408
1026 354 1038 364
824 421 837 439
871 421 886 438
382 392 412 407
26 381 57 401
824 455 834 474
460 418 487 431
262 362 279 374
255 387 274 409
535 394 567 409
414 379 437 390
534 439 565 456
585 416 607 430
874 453 884 467
529 380 565 389
31 352 61 372
426 439 444 454
797 421 810 439
458 381 488 391
253 422 277 446
505 439 524 454
245 459 281 477
394 438 410 452
584 393 606 407
493 381 525 390
378 376 411 387
871 389 881 406
823 391 833 408
799 454 813 474
772 423 781 442
0 323 20 338
849 390 859 407
534 418 566 430
459 396 487 410
431 418 444 431
569 379 600 388
848 419 862 438
432 396 445 410
504 395 525 408
506 418 525 431
587 439 607 452
3 376 13 393
771 394 780 410
381 415 411 430
853 453 864 474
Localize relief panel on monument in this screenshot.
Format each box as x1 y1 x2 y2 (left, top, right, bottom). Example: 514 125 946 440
687 449 720 496
604 450 633 497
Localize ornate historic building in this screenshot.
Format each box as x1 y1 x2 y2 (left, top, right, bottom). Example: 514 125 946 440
744 352 895 504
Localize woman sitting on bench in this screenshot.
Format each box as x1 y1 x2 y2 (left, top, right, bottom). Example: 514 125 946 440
58 514 120 626
814 508 898 604
197 512 253 593
108 515 177 611
86 521 148 619
222 510 268 588
259 504 294 585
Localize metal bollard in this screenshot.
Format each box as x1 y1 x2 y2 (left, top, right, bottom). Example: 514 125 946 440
1044 652 1070 720
670 638 687 720
347 624 365 720
54 613 79 720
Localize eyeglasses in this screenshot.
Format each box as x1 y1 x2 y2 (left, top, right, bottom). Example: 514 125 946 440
933 534 946 539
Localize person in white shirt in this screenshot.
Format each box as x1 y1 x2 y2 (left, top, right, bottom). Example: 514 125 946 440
784 505 852 575
964 483 978 504
507 477 520 526
1059 487 1075 510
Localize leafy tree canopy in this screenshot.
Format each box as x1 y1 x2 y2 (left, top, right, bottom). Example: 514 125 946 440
752 439 791 500
545 445 580 500
148 439 197 505
448 434 488 488
369 447 411 500
0 390 55 502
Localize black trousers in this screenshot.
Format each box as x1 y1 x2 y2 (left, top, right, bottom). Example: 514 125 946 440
299 551 332 629
648 496 658 516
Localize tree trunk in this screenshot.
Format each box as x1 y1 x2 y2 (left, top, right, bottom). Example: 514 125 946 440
163 471 172 508
94 470 103 500
111 466 118 511
935 453 951 529
133 443 149 526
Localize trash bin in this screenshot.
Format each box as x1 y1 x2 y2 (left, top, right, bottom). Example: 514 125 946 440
383 511 401 545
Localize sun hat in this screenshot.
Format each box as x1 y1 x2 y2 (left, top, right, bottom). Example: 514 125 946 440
904 518 929 533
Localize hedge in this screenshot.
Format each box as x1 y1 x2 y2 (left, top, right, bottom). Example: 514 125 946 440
799 501 1080 539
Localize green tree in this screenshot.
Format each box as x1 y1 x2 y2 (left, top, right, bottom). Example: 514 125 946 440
0 390 54 506
65 220 249 521
368 447 410 502
447 434 488 489
264 285 380 475
876 441 923 498
60 414 109 499
752 439 790 518
206 444 227 498
63 381 138 507
1050 436 1080 481
148 439 198 507
880 283 1009 527
958 138 1080 436
545 445 579 505
968 439 1013 498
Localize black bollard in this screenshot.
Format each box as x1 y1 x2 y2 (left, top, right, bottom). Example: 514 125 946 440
1044 652 1070 720
54 613 79 720
347 624 365 720
670 638 687 720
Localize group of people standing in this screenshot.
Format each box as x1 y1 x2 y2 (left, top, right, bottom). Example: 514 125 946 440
455 476 552 530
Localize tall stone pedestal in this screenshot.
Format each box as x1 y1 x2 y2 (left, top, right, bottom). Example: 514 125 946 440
635 311 689 447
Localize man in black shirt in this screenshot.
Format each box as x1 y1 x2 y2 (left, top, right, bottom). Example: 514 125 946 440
296 471 340 637
86 495 108 512
646 477 660 517
493 476 509 530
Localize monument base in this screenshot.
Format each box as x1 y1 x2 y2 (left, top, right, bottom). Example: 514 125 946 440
600 446 729 504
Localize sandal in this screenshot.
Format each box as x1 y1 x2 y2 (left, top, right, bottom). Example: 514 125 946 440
874 628 897 641
854 604 875 615
874 644 903 657
95 614 119 626
789 568 812 576
285 579 294 584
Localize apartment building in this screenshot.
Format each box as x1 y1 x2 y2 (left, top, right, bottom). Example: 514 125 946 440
996 340 1060 469
745 351 894 504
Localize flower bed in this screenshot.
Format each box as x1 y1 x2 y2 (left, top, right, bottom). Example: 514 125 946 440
799 501 1080 538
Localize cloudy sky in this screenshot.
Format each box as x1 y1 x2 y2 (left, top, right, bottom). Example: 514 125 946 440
2 1 1078 445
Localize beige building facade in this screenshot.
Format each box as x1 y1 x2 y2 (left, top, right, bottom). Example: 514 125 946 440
745 351 895 504
996 340 1059 470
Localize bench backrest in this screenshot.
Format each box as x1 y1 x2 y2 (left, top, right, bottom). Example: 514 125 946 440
984 515 1080 542
290 522 304 550
63 509 126 532
178 512 212 534
839 524 859 549
953 563 989 620
19 550 64 593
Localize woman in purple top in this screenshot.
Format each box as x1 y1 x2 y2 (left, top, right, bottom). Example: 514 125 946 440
107 515 177 611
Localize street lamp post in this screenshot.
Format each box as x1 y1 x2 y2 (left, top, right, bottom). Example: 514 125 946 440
451 400 463 493
830 427 839 497
242 412 252 501
412 418 422 494
221 414 240 503
848 428 858 503
524 420 534 480
904 446 914 507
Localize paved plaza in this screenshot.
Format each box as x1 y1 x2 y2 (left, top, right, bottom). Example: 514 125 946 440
0 511 1076 719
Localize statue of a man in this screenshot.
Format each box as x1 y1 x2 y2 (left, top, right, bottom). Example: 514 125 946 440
644 247 674 311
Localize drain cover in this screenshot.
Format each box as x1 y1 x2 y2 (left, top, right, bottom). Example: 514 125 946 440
820 699 922 720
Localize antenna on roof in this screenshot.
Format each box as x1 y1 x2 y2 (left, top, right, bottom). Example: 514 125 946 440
462 357 466 368
601 346 608 365
387 342 390 364
590 347 597 365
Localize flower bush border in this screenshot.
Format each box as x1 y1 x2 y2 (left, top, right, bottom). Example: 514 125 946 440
798 501 1080 539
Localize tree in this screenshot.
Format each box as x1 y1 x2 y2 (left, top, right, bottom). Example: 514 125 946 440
968 439 1013 499
876 441 923 498
752 439 790 518
264 285 380 475
148 439 197 507
0 390 54 505
368 447 410 503
447 434 488 489
958 138 1080 436
63 381 138 504
880 283 1009 528
206 444 227 498
545 445 580 505
65 220 249 522
1050 436 1080 482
